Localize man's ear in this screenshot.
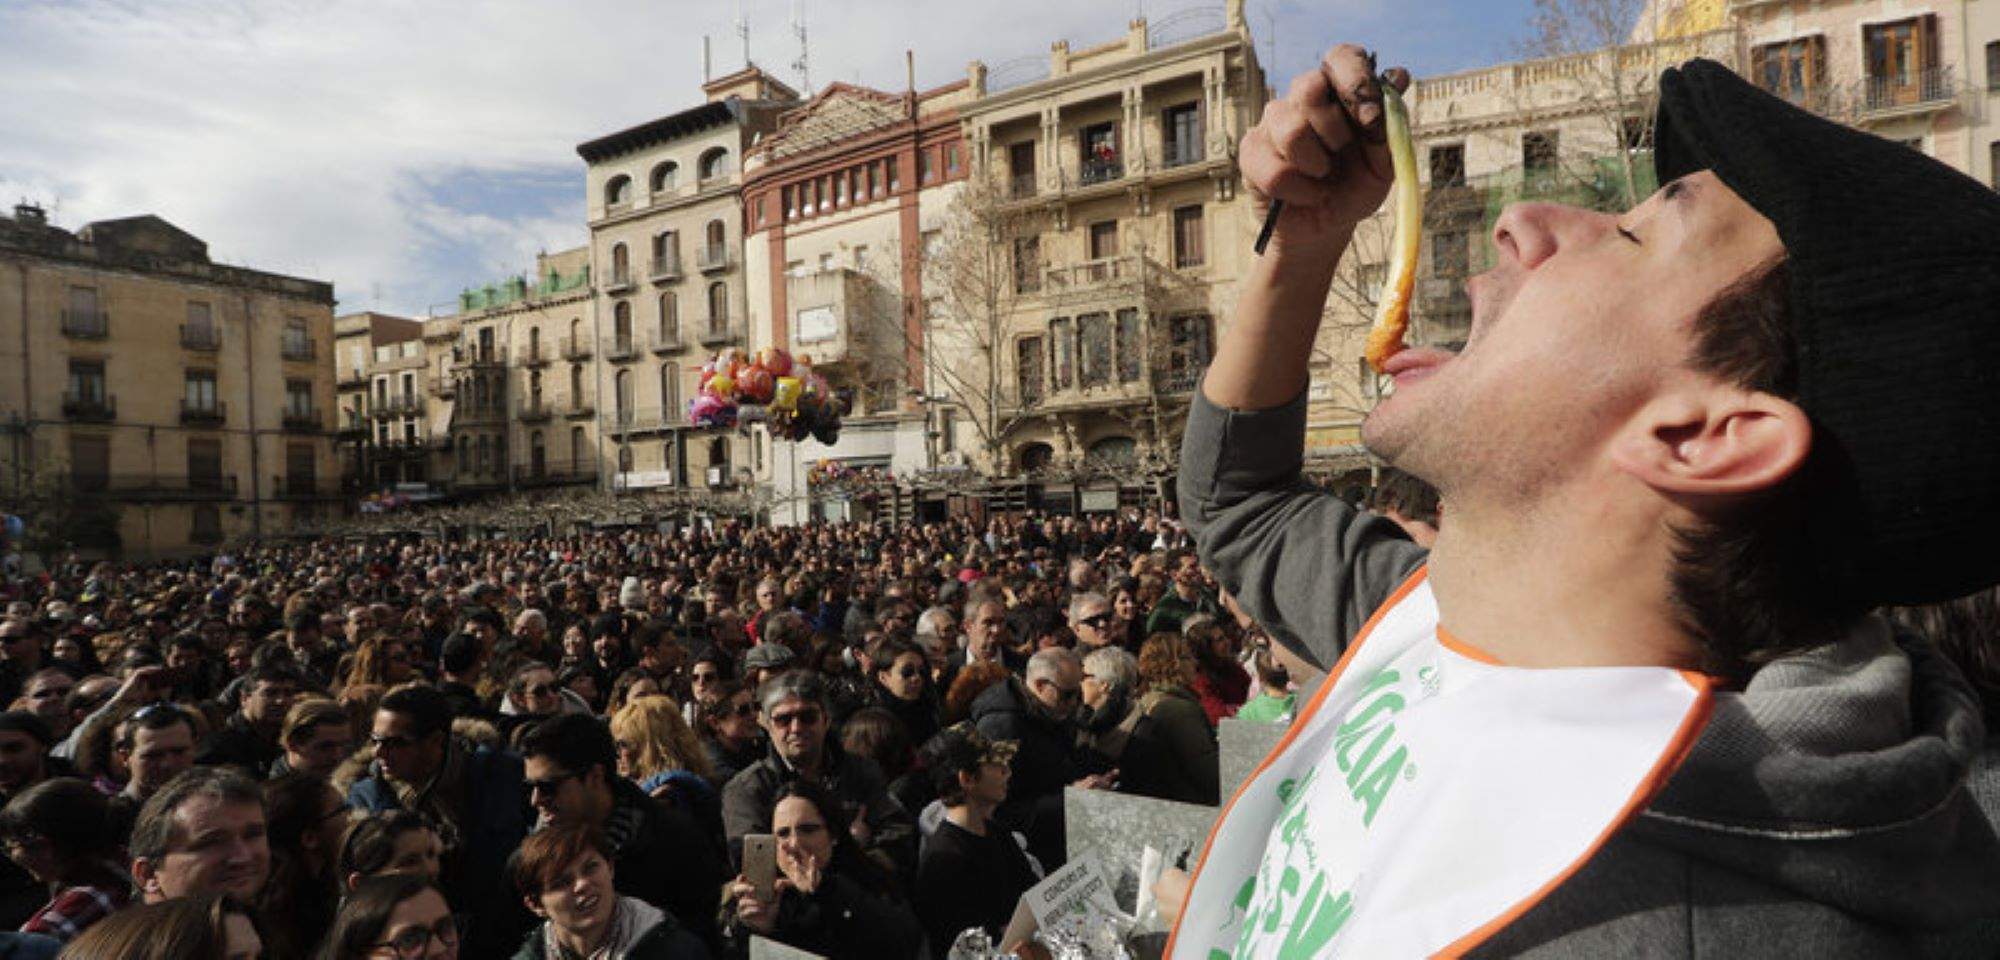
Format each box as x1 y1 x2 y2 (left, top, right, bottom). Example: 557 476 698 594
524 894 549 920
130 858 160 899
1612 390 1811 497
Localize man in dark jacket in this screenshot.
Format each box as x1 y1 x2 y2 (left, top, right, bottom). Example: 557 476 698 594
1157 43 2000 957
348 684 531 957
970 647 1110 870
720 671 917 879
194 662 303 777
517 714 727 946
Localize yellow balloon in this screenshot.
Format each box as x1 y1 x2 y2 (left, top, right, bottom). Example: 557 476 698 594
707 372 735 397
773 376 802 412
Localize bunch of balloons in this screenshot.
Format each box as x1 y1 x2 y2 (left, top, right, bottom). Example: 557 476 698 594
689 347 845 444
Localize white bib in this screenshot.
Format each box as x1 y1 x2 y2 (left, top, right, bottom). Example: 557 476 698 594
1168 568 1712 959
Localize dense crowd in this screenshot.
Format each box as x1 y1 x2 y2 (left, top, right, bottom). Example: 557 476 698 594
0 492 1442 959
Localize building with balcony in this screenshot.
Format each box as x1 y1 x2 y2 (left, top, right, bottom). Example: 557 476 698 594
0 205 337 555
740 72 973 523
424 247 601 494
577 65 800 498
949 1 1267 503
335 312 427 494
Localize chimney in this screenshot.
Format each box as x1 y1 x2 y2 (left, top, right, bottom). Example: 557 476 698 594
12 203 45 226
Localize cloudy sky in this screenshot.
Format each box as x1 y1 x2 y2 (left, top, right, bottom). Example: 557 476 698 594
0 0 1538 318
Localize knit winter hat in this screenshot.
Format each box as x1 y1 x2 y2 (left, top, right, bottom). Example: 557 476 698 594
1653 59 2000 606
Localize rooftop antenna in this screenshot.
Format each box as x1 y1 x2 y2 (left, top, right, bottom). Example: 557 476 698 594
735 0 750 68
703 35 713 82
790 0 810 94
1262 3 1277 77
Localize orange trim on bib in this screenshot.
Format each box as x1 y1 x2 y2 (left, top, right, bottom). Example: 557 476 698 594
1163 566 1431 958
1434 625 1503 665
1434 673 1715 958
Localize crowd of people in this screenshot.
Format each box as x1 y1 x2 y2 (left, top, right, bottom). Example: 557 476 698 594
0 498 1395 959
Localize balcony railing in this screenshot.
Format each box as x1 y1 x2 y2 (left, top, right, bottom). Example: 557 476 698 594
521 342 550 366
650 258 683 282
180 324 221 352
179 400 226 426
513 466 600 488
1079 157 1124 186
698 322 740 347
518 398 553 422
280 338 317 362
460 345 507 367
1044 254 1142 290
562 335 593 361
1010 172 1039 200
697 245 732 273
61 392 115 422
281 409 323 433
273 475 339 500
60 310 109 339
605 337 639 362
605 270 636 292
377 395 424 418
1161 141 1204 168
69 473 238 501
564 397 596 419
1861 65 1958 114
650 330 686 355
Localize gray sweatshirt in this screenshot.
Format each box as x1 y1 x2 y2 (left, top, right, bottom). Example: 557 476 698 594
1179 389 2000 956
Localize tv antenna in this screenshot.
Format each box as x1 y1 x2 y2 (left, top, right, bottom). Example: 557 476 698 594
735 0 750 68
790 0 811 94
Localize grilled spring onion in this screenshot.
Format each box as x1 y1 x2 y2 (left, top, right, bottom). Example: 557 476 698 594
1364 78 1420 374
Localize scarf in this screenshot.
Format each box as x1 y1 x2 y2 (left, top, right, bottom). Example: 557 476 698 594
542 896 664 960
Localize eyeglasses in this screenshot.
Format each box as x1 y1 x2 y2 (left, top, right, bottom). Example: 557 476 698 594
1077 613 1114 629
524 683 557 698
374 918 460 959
369 733 415 750
894 667 923 680
729 701 759 718
767 708 823 728
524 770 580 797
692 670 720 683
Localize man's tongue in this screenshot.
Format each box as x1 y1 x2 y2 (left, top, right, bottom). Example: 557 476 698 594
1381 347 1455 380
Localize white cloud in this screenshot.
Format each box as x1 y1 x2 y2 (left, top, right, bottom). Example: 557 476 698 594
0 0 1387 316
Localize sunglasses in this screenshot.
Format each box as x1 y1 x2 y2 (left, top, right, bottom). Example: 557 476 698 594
524 770 580 796
1078 613 1114 629
894 667 923 679
768 708 823 728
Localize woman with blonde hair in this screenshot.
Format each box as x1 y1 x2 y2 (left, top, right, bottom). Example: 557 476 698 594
611 695 720 832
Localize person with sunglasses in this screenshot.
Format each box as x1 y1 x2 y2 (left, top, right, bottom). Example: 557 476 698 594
319 874 458 960
508 823 706 960
864 637 939 751
967 647 1110 872
347 685 528 958
695 681 763 787
722 780 921 959
1066 592 1119 653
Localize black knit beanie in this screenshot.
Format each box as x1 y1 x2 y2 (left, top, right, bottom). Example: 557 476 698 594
1653 58 2000 607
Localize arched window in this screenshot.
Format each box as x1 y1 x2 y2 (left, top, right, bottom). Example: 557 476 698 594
614 301 633 350
528 327 541 360
698 148 730 182
568 317 582 354
610 243 630 284
661 363 679 418
658 292 678 340
605 174 632 206
1019 442 1055 474
705 219 726 248
706 282 728 331
615 369 633 424
650 161 678 194
529 370 543 406
570 426 586 469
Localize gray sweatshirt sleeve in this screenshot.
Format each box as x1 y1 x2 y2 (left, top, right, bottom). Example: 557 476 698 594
1178 388 1427 670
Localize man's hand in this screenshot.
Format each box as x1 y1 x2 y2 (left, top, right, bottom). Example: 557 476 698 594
1154 867 1192 929
111 666 169 708
1241 45 1412 253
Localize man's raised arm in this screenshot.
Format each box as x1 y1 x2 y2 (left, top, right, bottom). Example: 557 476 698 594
1179 46 1424 668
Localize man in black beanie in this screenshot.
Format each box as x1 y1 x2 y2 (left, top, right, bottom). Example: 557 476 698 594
1155 44 2000 959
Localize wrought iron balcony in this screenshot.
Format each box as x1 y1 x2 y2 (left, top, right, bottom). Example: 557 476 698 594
1161 141 1204 168
518 398 554 422
562 335 593 361
179 400 226 427
180 324 221 352
1079 158 1124 186
281 409 323 433
521 342 551 367
605 338 639 362
61 392 115 422
564 397 596 419
60 310 109 339
697 321 739 348
1009 172 1039 200
650 331 686 355
650 257 683 282
697 245 732 273
281 338 317 362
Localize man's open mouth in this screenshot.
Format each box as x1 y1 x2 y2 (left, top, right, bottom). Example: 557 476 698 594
1381 347 1455 386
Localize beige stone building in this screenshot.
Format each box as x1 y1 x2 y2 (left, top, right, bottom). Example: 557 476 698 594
0 204 338 556
334 311 429 495
576 67 800 500
415 248 600 497
952 0 1268 509
740 76 973 524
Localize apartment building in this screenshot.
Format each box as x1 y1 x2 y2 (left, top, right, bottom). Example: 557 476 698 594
953 0 1267 508
741 75 973 524
576 66 800 498
418 247 600 496
334 311 427 493
0 204 338 556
